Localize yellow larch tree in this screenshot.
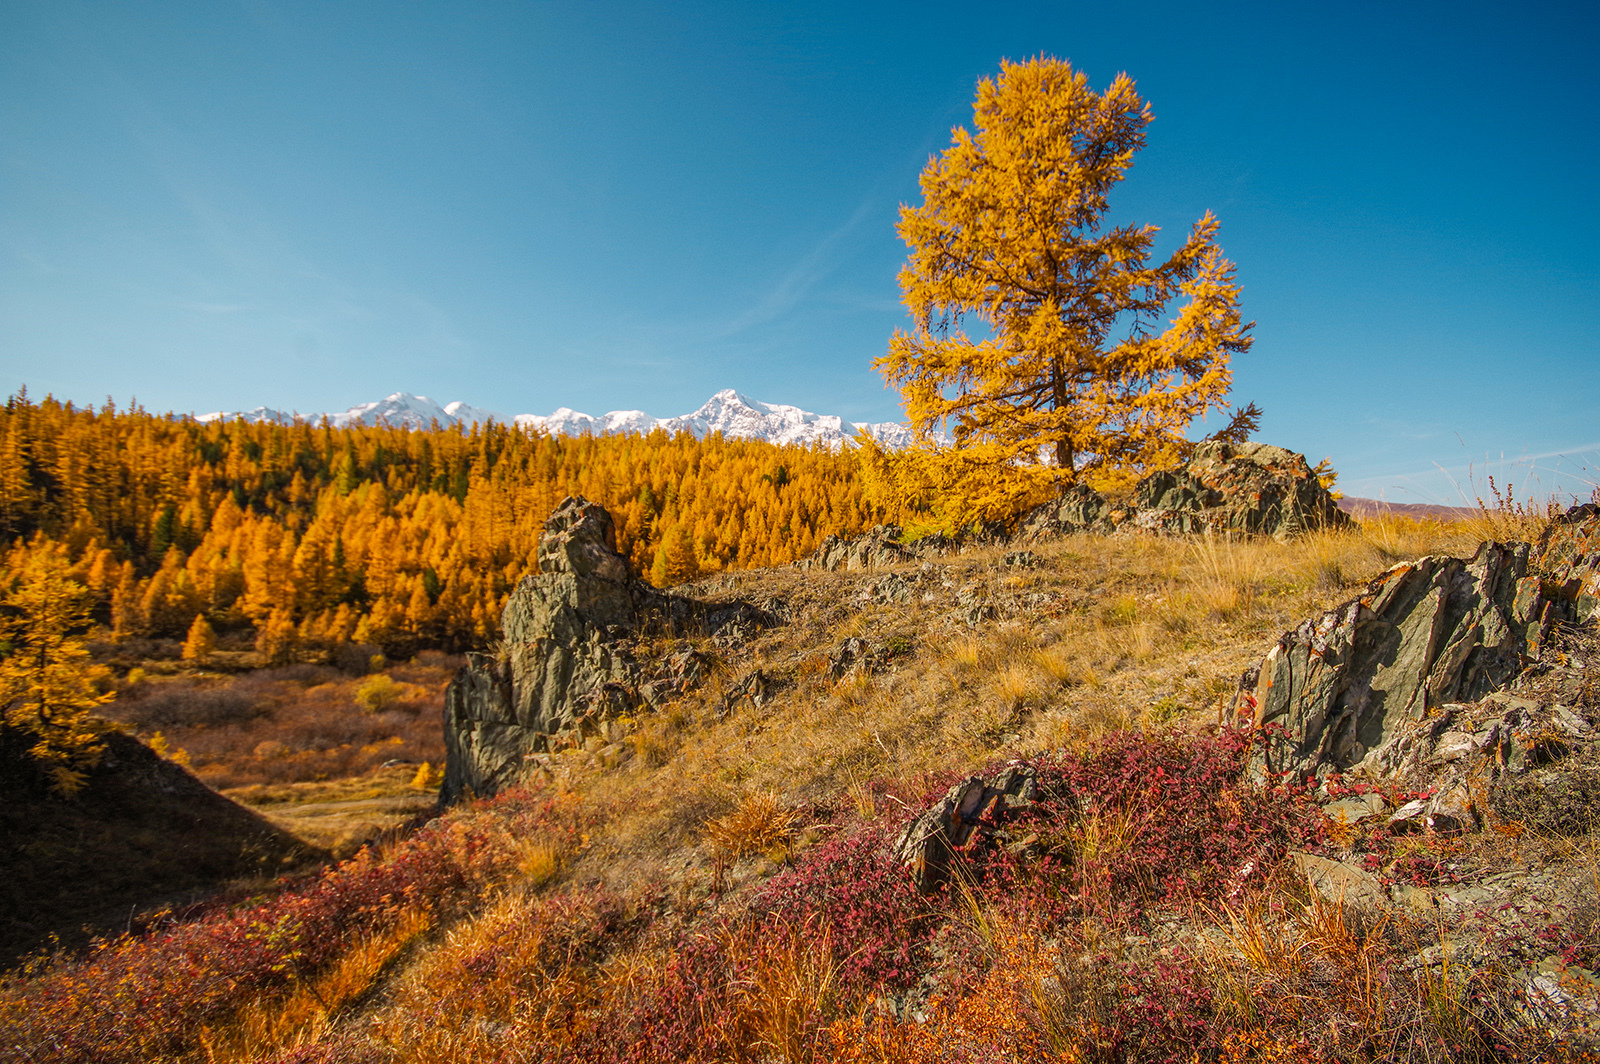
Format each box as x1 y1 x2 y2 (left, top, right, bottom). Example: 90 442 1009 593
0 544 113 795
875 56 1254 524
181 612 216 663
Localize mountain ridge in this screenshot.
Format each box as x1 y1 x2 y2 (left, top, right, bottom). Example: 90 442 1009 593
198 388 923 449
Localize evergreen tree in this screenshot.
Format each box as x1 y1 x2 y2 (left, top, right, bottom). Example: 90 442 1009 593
181 613 216 663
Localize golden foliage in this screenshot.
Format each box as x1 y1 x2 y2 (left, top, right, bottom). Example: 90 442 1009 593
180 612 215 662
0 392 886 653
0 543 113 793
875 57 1251 526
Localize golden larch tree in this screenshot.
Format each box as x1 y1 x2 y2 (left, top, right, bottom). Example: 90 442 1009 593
0 546 113 795
181 612 216 663
876 56 1253 521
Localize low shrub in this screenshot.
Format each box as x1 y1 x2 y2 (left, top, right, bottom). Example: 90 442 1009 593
0 786 584 1064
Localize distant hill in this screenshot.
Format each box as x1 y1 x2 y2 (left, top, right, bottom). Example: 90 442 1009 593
0 731 319 966
1338 496 1475 521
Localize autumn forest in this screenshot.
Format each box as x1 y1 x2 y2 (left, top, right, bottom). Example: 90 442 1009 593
0 388 885 658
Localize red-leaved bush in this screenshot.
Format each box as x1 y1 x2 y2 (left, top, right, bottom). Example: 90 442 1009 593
0 786 584 1064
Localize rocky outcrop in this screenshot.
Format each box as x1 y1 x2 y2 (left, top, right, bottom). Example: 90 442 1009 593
817 444 1347 567
442 497 778 804
1133 441 1351 538
809 525 955 572
1018 483 1117 538
1537 502 1600 624
1236 512 1600 783
1024 441 1350 543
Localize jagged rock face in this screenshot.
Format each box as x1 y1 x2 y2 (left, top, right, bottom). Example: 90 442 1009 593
443 497 647 805
443 496 780 805
1238 529 1598 781
1133 441 1351 539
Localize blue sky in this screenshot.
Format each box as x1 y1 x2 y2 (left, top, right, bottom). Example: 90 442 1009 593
2 0 1595 504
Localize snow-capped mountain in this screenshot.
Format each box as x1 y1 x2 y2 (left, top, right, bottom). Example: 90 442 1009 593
197 393 499 431
198 389 925 449
515 390 921 449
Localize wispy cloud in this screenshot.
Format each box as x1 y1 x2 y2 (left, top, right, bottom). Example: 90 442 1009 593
1365 441 1600 484
713 194 881 339
173 300 249 315
1343 441 1600 503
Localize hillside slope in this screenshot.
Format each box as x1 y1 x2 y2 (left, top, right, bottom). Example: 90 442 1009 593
0 731 318 965
5 507 1598 1062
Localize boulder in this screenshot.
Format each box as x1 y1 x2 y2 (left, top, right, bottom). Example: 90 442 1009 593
1132 441 1351 540
1021 441 1350 543
1020 483 1116 539
1239 539 1585 782
442 496 779 804
809 525 953 572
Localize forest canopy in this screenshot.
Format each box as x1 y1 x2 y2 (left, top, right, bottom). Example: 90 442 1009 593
0 390 884 655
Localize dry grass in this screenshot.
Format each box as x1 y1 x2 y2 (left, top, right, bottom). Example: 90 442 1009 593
102 653 459 789
1459 476 1569 546
198 905 433 1063
714 916 839 1064
224 763 439 857
16 502 1592 1064
557 516 1481 894
705 790 802 886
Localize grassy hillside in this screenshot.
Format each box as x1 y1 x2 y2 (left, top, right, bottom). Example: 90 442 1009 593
4 511 1596 1062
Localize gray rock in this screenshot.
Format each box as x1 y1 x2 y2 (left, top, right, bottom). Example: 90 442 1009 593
1020 484 1114 539
810 525 953 572
1133 441 1352 541
1323 792 1388 824
892 762 1039 894
1536 506 1600 625
863 573 914 605
442 496 780 804
1021 441 1348 543
1291 850 1389 913
1239 540 1578 781
1388 799 1430 832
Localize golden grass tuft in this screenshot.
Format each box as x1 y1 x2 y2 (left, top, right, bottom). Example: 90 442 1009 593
715 916 839 1064
704 790 801 866
515 837 566 889
994 661 1047 708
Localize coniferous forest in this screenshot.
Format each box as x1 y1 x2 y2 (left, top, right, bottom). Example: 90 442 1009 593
0 388 883 657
